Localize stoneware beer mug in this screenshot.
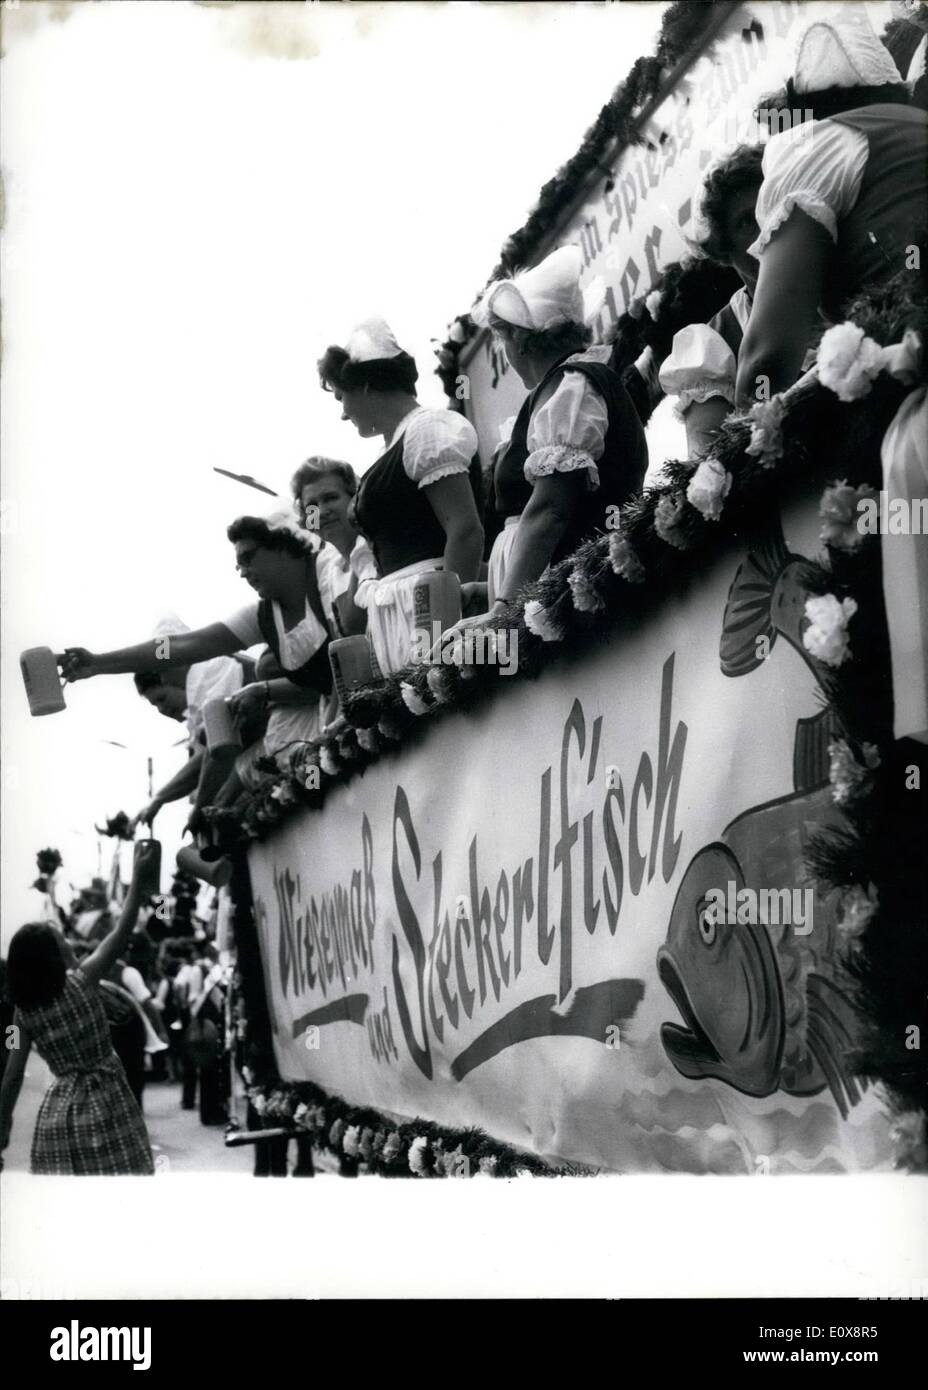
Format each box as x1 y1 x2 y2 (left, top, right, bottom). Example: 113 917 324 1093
203 697 241 750
412 570 462 643
328 635 382 701
133 838 162 896
20 647 67 716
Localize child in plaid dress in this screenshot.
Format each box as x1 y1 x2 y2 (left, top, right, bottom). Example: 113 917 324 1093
0 845 156 1175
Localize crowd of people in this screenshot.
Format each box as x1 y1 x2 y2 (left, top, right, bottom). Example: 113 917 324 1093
2 7 926 1174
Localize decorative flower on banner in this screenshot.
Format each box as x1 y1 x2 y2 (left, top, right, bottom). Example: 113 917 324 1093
329 1117 346 1148
627 295 646 320
686 457 732 522
802 594 858 667
819 481 878 552
408 1135 430 1175
608 531 646 583
568 566 606 613
319 745 341 777
269 781 296 806
377 715 404 742
359 1128 374 1161
827 738 881 806
478 1155 499 1176
371 1130 386 1156
817 322 885 401
745 395 786 467
356 727 378 754
401 681 431 716
343 1125 361 1158
645 289 663 321
653 491 690 547
836 882 879 939
382 1132 401 1164
889 1111 928 1173
251 1092 267 1118
426 665 455 703
523 599 564 642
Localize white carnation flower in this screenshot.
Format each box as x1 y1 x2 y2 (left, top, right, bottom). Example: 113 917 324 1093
426 666 453 703
356 727 378 753
400 681 431 716
319 745 340 777
408 1135 430 1175
645 289 663 321
802 594 858 667
568 568 605 613
523 598 564 642
817 322 884 402
686 457 732 522
608 532 645 583
653 492 690 548
343 1125 361 1158
836 882 878 939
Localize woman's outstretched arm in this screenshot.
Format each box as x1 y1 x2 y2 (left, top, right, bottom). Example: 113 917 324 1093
58 623 242 682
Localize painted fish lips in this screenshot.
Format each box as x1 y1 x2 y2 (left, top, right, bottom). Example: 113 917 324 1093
657 947 722 1071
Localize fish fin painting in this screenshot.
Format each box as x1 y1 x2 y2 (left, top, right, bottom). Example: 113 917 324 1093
658 528 867 1121
793 706 843 794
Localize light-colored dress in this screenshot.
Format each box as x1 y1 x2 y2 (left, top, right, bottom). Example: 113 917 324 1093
17 970 154 1175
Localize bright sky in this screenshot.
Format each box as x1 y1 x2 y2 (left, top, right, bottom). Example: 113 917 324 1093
0 0 680 946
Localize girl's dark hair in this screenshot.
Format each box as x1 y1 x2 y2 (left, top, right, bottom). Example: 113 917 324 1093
487 313 592 361
226 516 308 559
698 144 765 262
317 344 418 395
760 81 910 130
7 923 67 1010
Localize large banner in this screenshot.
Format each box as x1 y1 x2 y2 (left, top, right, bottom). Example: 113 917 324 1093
249 493 892 1173
461 0 839 462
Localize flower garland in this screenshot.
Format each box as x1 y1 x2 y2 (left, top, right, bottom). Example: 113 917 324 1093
239 1077 581 1179
225 273 926 1166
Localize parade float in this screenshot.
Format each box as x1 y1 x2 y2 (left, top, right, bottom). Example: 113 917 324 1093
226 1 927 1176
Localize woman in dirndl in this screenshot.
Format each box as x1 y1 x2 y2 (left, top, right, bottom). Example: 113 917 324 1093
0 846 156 1174
472 244 648 618
659 144 765 458
318 318 484 675
732 5 928 741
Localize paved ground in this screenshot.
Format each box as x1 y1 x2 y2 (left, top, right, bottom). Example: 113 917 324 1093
4 1054 271 1176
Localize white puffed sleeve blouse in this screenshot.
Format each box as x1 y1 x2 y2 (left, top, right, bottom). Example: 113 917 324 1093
524 344 612 489
747 120 868 259
658 286 752 417
393 406 479 488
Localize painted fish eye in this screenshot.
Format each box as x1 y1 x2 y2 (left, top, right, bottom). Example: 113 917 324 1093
696 896 718 945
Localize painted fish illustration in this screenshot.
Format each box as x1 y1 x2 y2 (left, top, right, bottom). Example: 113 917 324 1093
658 528 866 1118
658 786 865 1117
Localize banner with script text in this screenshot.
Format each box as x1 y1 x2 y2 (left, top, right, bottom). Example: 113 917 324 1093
462 0 815 463
248 495 892 1174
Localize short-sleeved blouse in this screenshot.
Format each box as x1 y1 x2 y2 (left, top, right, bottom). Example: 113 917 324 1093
354 406 482 577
